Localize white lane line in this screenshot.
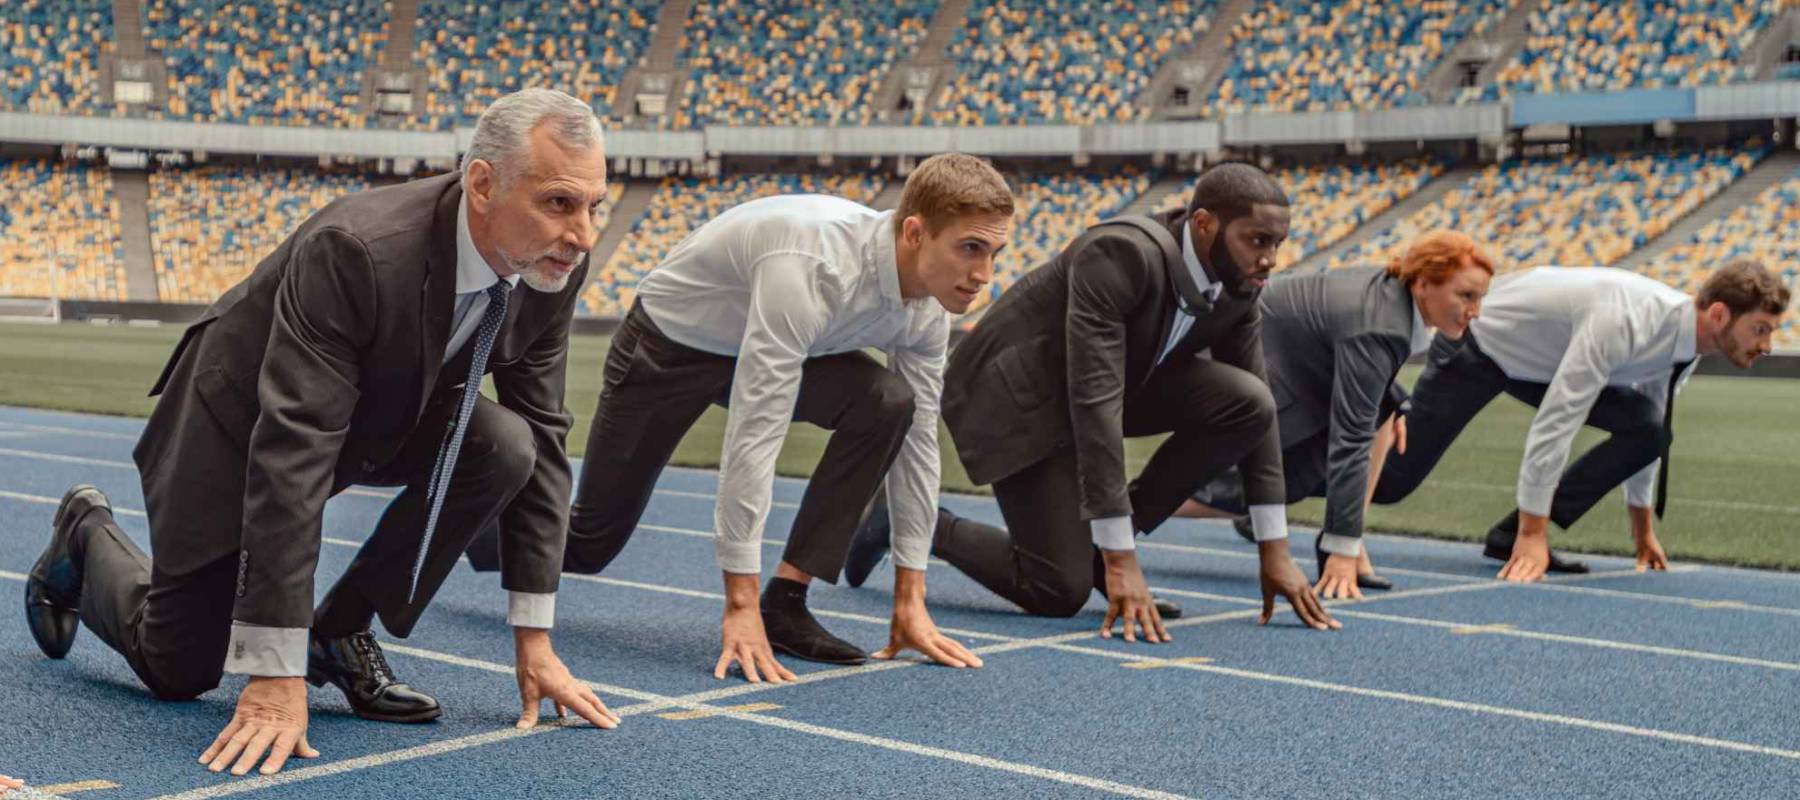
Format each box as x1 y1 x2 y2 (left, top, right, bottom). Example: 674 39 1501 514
1138 539 1486 583
1333 608 1800 672
140 639 1193 800
1423 478 1800 515
0 420 139 442
0 446 794 509
1043 638 1800 762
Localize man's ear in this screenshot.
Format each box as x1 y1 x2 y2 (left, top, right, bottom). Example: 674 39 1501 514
465 159 495 213
1704 300 1731 330
1189 208 1216 239
902 215 925 248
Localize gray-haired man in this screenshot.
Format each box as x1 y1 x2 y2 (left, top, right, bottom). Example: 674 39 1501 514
24 89 616 777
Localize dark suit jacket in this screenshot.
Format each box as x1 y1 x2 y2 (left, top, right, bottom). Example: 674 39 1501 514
943 208 1283 522
134 172 586 632
1260 266 1416 539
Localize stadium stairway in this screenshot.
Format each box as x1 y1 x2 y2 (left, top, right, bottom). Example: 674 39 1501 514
112 172 157 302
1615 148 1800 272
112 0 147 58
588 181 658 278
1291 164 1479 272
382 0 421 71
1742 5 1800 80
1119 173 1192 216
612 0 692 120
870 179 905 211
870 0 974 119
1423 0 1536 102
1144 0 1251 119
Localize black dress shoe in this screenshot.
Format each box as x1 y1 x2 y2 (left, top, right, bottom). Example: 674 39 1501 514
307 631 442 723
25 485 109 659
1153 597 1183 619
1231 516 1255 543
1313 532 1395 592
1481 543 1590 574
760 604 868 665
842 499 892 589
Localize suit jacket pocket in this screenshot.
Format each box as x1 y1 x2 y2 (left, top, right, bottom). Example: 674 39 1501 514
195 367 259 450
993 340 1049 412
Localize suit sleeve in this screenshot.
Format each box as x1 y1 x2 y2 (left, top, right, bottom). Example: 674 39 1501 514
1210 302 1284 509
488 263 586 626
1064 234 1152 522
1318 333 1409 556
229 227 374 677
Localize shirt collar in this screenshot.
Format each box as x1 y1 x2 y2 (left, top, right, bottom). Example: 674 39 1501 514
1180 221 1221 303
1409 301 1433 356
1675 301 1698 363
456 197 521 295
870 210 905 307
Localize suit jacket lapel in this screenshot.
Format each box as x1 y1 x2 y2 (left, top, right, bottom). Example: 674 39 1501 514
418 179 462 407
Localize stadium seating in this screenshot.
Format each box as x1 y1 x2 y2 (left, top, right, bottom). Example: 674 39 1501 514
931 0 1214 125
144 0 389 126
0 0 114 115
1211 0 1507 115
585 173 886 315
1328 148 1763 272
410 0 661 130
1476 0 1781 100
675 0 938 128
977 170 1153 308
1645 168 1800 349
1157 161 1443 271
147 166 373 303
0 160 126 300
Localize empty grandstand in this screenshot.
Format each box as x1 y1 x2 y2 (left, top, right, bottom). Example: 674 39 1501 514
1646 167 1800 348
1325 147 1765 273
0 159 125 300
0 0 114 115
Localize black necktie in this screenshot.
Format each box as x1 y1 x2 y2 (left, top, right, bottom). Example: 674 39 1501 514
1654 360 1693 519
411 281 512 602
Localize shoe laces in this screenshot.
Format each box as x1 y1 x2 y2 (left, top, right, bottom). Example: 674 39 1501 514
348 631 397 683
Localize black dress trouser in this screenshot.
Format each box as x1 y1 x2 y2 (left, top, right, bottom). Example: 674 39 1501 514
79 329 534 700
935 358 1276 618
560 302 916 583
1371 331 1664 534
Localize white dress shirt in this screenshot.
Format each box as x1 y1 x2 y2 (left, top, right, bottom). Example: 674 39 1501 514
636 194 949 575
1469 267 1698 517
1091 222 1288 553
224 198 548 678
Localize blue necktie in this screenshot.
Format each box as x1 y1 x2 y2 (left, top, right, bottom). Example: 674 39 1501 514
411 281 512 602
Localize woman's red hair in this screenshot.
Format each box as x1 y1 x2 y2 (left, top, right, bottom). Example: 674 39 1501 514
1386 230 1495 286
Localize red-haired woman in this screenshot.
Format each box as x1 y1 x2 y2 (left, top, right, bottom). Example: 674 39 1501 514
1178 231 1494 599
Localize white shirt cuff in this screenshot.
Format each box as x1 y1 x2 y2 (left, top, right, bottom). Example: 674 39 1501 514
715 538 764 576
507 591 556 629
222 623 309 678
1090 515 1136 551
1517 482 1556 519
1248 504 1289 542
1318 533 1364 558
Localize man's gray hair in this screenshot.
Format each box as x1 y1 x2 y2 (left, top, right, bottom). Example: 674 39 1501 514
460 88 603 184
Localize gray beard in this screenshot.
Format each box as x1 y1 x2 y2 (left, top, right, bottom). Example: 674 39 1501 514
519 265 572 293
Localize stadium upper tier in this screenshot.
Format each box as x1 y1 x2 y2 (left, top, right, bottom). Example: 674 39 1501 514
1210 0 1507 116
0 160 125 301
0 0 113 115
1646 167 1800 349
147 166 376 303
674 0 938 128
930 0 1213 126
144 0 391 127
409 0 660 129
1469 0 1783 102
2 0 1794 123
582 173 886 316
1327 147 1763 273
1156 161 1442 272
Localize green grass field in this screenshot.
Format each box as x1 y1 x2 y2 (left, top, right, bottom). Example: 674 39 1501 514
2 323 1794 570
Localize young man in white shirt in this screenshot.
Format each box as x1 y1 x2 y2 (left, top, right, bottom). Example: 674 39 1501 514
1372 260 1791 581
524 154 1011 681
